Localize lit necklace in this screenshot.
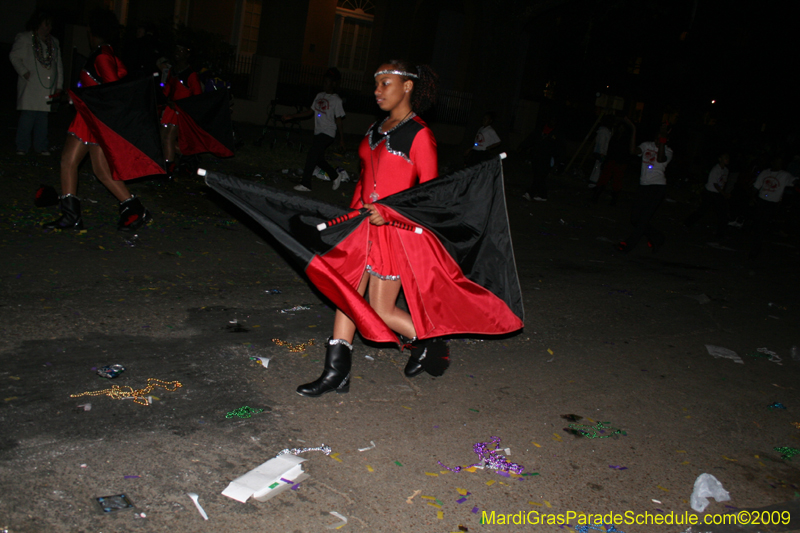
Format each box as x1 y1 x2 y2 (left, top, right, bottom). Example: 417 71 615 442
369 110 415 202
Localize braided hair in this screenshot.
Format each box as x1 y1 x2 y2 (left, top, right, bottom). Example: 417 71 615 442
385 60 438 115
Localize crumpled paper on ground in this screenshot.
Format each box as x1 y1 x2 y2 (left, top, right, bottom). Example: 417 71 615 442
690 473 730 512
705 345 744 364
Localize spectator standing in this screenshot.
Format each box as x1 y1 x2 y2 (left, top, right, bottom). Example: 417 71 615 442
617 124 673 253
284 68 348 192
589 117 636 205
683 153 730 239
464 112 501 166
522 118 558 202
749 157 797 259
587 116 613 188
10 10 63 156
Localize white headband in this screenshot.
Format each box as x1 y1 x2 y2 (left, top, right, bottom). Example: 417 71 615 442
374 69 418 79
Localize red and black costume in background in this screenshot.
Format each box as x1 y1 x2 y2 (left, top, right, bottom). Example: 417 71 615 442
161 66 202 126
161 66 234 158
69 44 165 180
69 44 127 145
205 115 524 344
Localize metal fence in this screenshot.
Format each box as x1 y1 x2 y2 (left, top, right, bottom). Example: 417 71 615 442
223 54 259 100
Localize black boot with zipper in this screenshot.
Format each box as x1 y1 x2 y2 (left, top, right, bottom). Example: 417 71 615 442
296 338 352 397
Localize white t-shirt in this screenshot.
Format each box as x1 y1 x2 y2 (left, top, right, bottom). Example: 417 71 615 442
638 141 673 185
473 125 501 151
312 92 345 138
594 126 611 156
705 164 729 193
753 169 797 203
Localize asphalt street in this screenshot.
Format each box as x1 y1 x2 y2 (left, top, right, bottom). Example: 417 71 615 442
2 110 800 533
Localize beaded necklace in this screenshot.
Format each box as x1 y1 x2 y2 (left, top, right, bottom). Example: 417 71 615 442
32 32 57 91
32 32 53 68
368 111 416 201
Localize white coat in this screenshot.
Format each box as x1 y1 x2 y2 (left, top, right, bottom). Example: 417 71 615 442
9 31 63 112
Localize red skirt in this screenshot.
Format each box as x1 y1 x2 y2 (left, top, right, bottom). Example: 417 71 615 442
67 114 98 145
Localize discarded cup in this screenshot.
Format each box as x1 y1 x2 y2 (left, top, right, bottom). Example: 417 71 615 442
97 364 125 379
791 345 800 362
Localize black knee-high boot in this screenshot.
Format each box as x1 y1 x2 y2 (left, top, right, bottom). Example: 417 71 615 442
296 338 352 397
42 194 83 230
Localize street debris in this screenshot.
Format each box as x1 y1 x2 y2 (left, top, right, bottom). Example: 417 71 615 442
222 454 310 503
96 494 135 513
438 436 524 474
327 511 347 529
690 473 730 512
357 441 376 452
705 345 744 364
70 378 182 406
96 364 125 379
226 406 264 419
187 492 209 520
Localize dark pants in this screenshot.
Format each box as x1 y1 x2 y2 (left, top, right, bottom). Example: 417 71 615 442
526 157 551 199
684 190 728 237
590 160 627 204
624 184 666 249
301 133 337 188
16 110 49 153
750 198 779 258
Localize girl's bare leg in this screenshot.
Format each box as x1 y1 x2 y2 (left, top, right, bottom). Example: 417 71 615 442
332 270 370 342
59 135 89 195
88 145 132 202
367 276 416 339
162 124 177 163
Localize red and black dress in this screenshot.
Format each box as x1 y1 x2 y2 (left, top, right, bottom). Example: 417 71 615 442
309 115 523 341
160 66 202 127
68 44 127 145
67 45 165 180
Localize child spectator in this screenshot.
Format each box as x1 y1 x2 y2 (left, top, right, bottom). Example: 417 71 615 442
283 68 348 192
464 112 501 166
749 157 797 259
683 153 730 239
617 123 673 253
